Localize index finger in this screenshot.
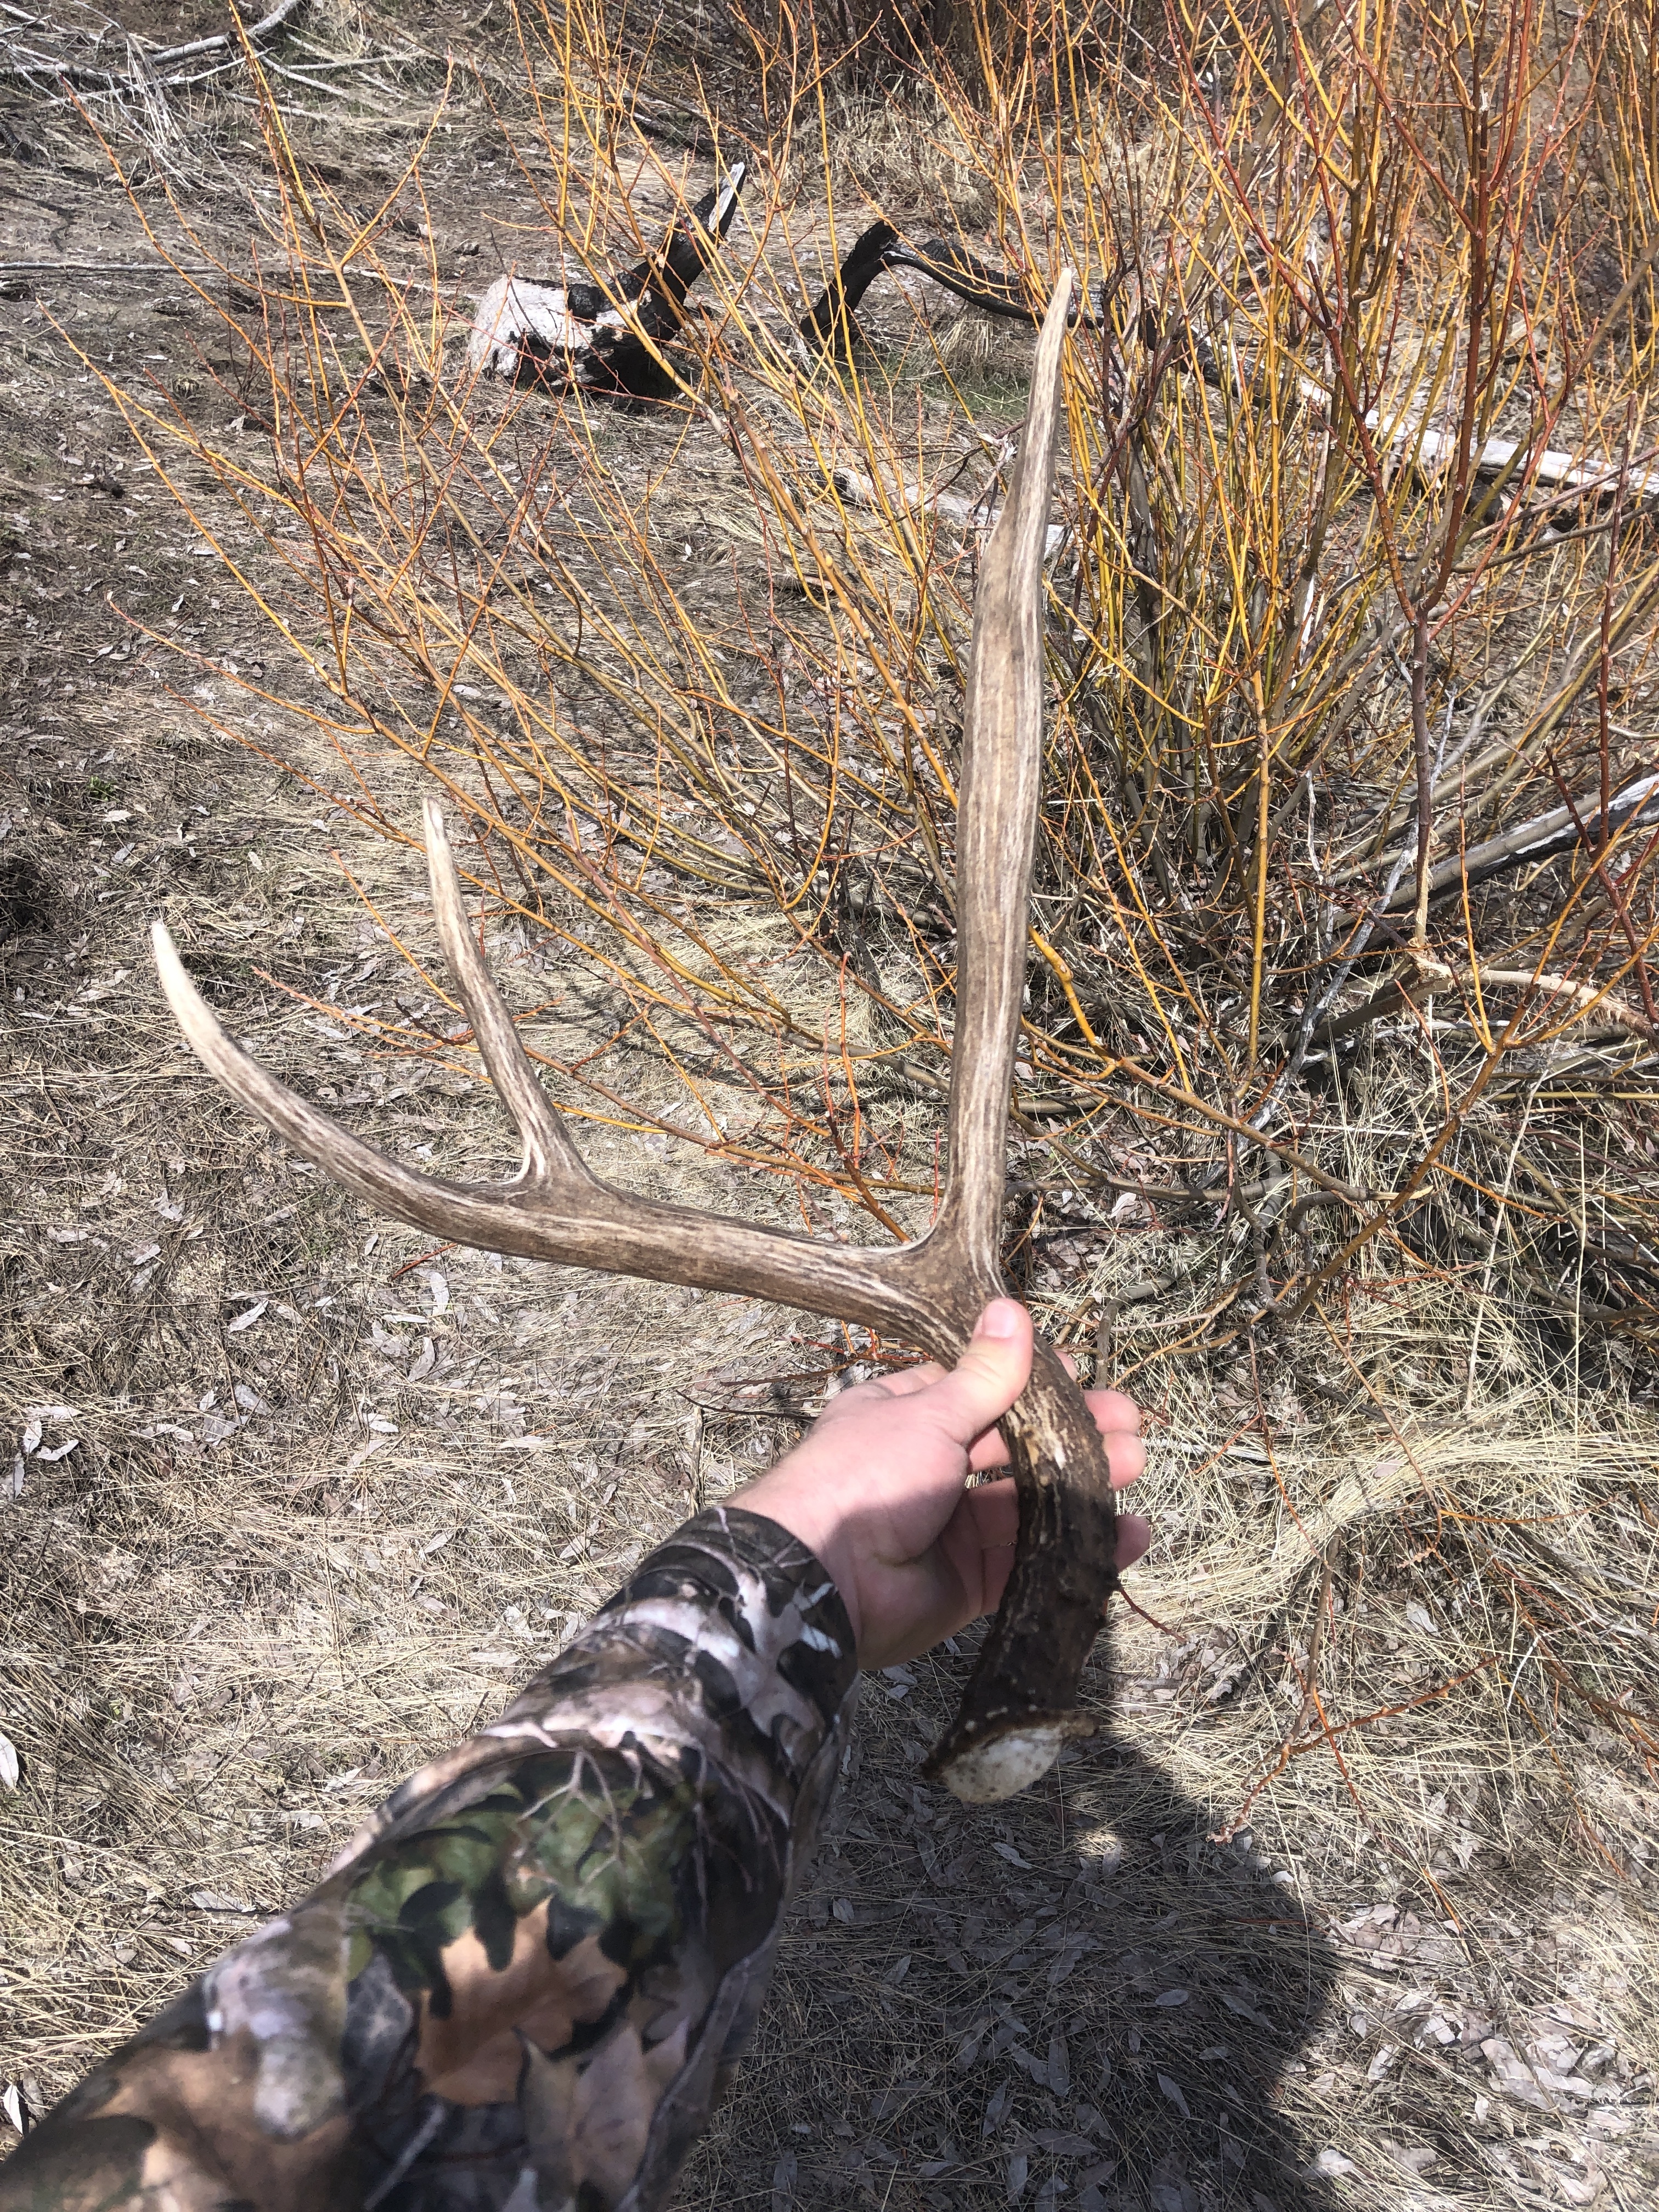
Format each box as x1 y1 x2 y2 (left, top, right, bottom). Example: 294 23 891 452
1086 1388 1141 1437
967 1389 1144 1477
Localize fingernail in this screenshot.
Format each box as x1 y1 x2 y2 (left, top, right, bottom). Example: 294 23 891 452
974 1298 1022 1341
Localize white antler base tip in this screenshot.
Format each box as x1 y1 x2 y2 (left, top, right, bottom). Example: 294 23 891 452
930 1713 1097 1804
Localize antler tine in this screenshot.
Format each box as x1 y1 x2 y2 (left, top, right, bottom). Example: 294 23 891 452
928 270 1074 1286
422 798 595 1187
150 918 481 1237
903 276 1127 1805
151 915 932 1333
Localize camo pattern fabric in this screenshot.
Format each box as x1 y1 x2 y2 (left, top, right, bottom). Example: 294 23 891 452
0 1505 859 2212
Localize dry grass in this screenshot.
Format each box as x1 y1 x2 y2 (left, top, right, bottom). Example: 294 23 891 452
2 1 1658 2205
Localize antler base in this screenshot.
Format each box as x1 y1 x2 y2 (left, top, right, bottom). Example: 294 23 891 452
926 1712 1101 1803
921 1337 1121 1802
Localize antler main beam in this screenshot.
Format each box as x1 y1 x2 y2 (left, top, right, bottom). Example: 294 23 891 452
153 275 1120 1802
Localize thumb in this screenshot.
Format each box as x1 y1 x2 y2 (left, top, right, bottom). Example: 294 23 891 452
922 1299 1033 1447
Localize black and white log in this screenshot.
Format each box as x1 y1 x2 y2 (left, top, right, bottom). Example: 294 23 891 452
466 164 746 398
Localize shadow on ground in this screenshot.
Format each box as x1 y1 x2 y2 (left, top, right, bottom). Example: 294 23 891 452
687 1693 1342 2212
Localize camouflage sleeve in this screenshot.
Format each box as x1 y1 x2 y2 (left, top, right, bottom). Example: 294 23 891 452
0 1505 858 2212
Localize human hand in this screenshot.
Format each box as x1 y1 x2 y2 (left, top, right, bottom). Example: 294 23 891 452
733 1297 1150 1670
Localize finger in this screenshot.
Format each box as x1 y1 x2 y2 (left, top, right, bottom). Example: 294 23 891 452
858 1361 947 1401
1099 1427 1146 1489
958 1476 1019 1551
825 1361 946 1412
961 1381 1142 1453
956 1486 1149 1618
980 1539 1018 1617
960 1460 1141 1531
967 1426 1011 1474
1114 1512 1152 1572
1084 1388 1141 1436
976 1505 1150 1612
969 1419 1144 1485
915 1300 1033 1449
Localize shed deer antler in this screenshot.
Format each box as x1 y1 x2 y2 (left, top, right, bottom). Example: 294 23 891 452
152 277 1118 1803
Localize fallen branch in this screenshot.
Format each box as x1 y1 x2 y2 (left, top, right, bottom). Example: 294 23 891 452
1284 368 1659 509
1313 950 1658 1047
1393 421 1659 506
1374 772 1659 912
1 0 308 90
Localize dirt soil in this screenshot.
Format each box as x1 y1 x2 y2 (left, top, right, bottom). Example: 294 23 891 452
2 29 1658 2212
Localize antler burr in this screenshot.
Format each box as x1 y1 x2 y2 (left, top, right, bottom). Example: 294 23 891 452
153 275 1119 1802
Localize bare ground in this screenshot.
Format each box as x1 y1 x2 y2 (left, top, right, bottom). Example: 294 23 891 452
2 31 1658 2212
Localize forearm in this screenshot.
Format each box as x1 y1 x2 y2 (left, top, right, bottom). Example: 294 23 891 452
0 1507 857 2212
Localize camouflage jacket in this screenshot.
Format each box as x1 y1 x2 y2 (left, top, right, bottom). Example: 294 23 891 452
1 1506 858 2212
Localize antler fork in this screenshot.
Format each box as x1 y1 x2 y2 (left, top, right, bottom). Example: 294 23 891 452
152 276 1119 1803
